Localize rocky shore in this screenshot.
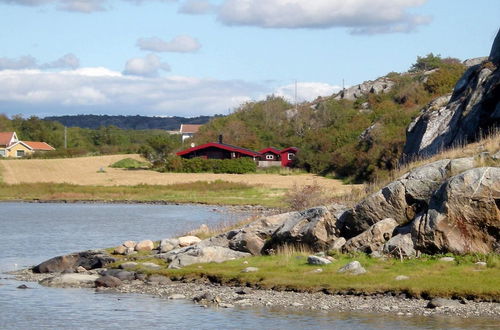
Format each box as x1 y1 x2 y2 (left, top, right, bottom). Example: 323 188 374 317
11 269 500 320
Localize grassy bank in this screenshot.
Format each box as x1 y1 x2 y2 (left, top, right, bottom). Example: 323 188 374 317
112 252 500 301
0 181 286 207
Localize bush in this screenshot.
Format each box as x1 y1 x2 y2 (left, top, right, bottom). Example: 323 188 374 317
283 182 331 211
110 158 148 169
163 156 257 174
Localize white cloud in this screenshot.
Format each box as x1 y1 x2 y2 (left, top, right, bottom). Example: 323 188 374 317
200 0 430 34
274 82 341 103
137 35 201 53
0 68 266 117
0 55 37 70
123 54 171 77
41 53 80 69
179 0 214 14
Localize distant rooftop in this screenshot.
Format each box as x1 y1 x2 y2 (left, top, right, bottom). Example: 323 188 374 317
180 124 202 134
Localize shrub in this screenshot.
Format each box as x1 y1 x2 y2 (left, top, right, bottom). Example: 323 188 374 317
110 158 148 169
163 156 257 174
283 182 331 211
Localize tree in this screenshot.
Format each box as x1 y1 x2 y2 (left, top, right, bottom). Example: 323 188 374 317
139 134 177 167
409 53 443 72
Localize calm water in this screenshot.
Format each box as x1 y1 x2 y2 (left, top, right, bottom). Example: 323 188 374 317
0 202 495 329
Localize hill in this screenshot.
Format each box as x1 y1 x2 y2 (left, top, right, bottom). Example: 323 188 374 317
43 114 219 130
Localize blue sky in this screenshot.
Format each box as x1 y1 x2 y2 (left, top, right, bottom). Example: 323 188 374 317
0 0 498 117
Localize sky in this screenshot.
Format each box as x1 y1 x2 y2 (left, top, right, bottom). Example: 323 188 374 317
0 0 498 118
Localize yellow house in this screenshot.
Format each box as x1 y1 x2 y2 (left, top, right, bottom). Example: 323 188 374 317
0 132 55 158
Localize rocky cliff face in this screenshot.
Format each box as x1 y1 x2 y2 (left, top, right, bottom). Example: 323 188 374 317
403 29 500 160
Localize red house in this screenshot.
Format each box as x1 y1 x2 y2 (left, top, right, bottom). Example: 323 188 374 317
176 142 261 160
176 137 298 168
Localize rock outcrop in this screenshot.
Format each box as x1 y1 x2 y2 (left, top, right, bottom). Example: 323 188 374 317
403 29 500 159
33 250 115 273
334 77 395 101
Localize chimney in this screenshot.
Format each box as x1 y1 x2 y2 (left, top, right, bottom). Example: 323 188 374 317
218 134 223 144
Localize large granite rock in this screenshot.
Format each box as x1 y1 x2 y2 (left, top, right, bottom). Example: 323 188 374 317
40 274 100 288
338 158 477 238
334 77 395 101
403 30 500 159
343 218 398 253
33 250 115 273
412 167 500 254
265 206 341 251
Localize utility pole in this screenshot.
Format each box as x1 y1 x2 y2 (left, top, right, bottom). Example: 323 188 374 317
64 126 67 149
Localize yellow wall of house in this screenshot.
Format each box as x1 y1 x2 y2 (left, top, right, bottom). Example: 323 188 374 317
5 144 33 158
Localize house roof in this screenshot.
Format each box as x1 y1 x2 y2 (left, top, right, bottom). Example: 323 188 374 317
177 142 261 157
259 147 281 155
280 147 299 154
6 141 33 151
180 124 202 134
23 141 55 151
0 132 16 146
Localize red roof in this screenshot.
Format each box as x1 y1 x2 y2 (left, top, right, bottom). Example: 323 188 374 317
259 147 281 155
177 142 261 157
22 141 55 151
0 132 16 146
180 124 202 134
280 147 299 154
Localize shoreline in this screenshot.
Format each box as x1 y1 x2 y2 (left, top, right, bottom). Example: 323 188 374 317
9 269 500 320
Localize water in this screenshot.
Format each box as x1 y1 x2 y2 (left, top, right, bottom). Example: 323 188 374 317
0 202 495 329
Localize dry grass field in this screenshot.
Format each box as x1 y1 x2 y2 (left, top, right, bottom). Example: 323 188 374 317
0 154 354 194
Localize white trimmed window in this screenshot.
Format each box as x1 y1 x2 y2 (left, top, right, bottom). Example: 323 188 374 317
287 153 294 160
266 155 274 160
0 149 5 157
16 150 25 157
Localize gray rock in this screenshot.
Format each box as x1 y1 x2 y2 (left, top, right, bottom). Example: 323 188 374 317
383 233 416 258
475 261 487 267
439 257 455 262
395 275 410 281
337 261 366 275
330 237 346 251
343 218 398 253
40 274 100 287
113 245 127 255
135 240 154 252
159 238 179 253
102 269 136 281
167 246 251 269
241 267 259 273
33 250 115 273
95 275 122 288
267 206 339 251
463 57 488 67
148 274 171 284
140 262 162 270
334 77 395 101
168 294 186 300
412 167 500 254
403 30 500 159
307 255 332 265
427 298 462 309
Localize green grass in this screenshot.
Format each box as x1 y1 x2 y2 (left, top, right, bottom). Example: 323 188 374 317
133 253 500 300
0 180 286 207
110 158 149 169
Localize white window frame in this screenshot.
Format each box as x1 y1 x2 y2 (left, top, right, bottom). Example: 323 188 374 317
16 150 25 157
0 149 5 157
287 153 294 160
266 154 274 160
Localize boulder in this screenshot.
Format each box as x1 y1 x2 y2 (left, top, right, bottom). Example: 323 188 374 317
178 236 201 247
33 250 115 273
122 241 136 248
120 262 138 270
140 262 162 270
102 269 136 281
266 206 339 251
40 274 100 288
95 275 122 288
166 246 251 269
412 167 500 254
338 158 476 238
135 240 154 252
228 212 297 255
160 238 179 253
337 261 366 275
307 255 332 265
426 298 462 309
403 29 500 159
241 267 259 273
330 237 346 251
343 218 398 253
383 233 416 258
113 245 127 255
